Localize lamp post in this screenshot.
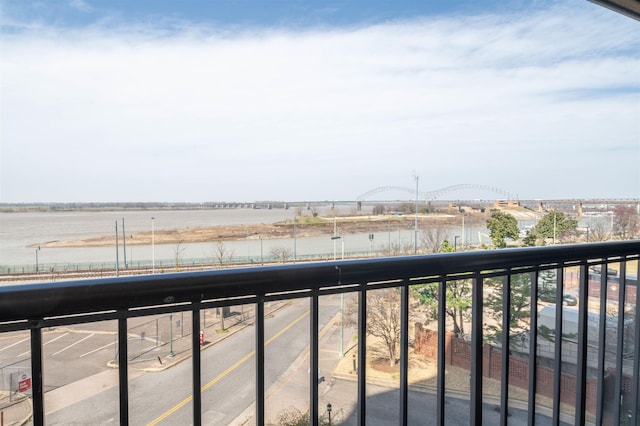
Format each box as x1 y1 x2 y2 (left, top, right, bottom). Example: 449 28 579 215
168 313 174 358
414 174 419 254
115 221 120 277
122 218 127 268
331 236 344 261
331 236 344 357
151 217 155 273
35 246 41 273
259 235 264 265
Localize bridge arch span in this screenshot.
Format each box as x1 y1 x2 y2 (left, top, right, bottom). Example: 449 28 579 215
356 184 515 201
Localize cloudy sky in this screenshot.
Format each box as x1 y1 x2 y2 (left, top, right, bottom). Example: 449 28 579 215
1 0 638 203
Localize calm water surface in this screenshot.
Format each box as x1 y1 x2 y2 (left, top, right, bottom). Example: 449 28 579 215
1 207 523 269
0 209 294 267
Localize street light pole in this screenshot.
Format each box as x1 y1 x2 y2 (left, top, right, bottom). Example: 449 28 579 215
115 221 119 277
414 174 419 254
259 235 264 265
122 218 127 268
151 217 155 273
331 236 345 357
35 246 40 273
168 313 174 358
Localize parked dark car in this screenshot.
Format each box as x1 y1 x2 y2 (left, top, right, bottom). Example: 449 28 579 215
540 292 577 306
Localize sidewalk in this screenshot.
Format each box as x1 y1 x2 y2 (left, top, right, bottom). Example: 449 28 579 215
0 392 31 426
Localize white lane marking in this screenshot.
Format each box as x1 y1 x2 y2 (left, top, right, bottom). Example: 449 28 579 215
52 333 95 356
44 333 70 345
17 333 70 357
0 337 30 353
80 340 116 358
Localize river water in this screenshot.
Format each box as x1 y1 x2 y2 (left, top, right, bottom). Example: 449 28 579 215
0 206 530 271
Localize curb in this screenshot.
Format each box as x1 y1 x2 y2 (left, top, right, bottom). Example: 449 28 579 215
107 301 290 373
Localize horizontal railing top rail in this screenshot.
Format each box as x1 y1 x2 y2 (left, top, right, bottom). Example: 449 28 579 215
1 240 638 328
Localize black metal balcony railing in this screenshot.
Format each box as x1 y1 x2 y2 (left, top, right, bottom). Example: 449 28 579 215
1 241 639 425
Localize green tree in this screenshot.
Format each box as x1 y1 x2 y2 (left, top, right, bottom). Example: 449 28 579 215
522 230 537 247
440 239 455 253
532 211 578 243
484 273 532 346
486 211 519 248
415 279 473 339
538 269 558 302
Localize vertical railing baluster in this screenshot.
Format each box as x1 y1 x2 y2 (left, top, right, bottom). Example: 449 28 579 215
596 263 608 425
528 270 539 426
256 299 265 425
30 325 44 426
613 261 627 426
470 274 483 426
399 281 409 426
630 259 640 426
357 286 367 426
310 293 319 426
575 264 589 426
437 278 446 426
118 317 129 426
192 306 201 426
552 266 564 426
500 273 511 426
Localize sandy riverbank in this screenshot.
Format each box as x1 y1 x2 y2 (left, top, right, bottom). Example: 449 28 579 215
35 213 479 248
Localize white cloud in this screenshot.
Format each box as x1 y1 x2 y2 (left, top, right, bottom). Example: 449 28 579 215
1 3 638 202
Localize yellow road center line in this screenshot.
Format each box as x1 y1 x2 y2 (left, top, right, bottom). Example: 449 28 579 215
147 309 310 426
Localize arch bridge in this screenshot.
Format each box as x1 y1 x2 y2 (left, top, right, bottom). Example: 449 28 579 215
356 184 515 202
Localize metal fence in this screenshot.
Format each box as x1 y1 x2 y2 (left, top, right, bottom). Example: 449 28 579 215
0 241 639 425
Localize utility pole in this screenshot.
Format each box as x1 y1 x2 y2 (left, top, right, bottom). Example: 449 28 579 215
414 174 419 254
122 218 127 268
115 221 120 277
151 217 155 273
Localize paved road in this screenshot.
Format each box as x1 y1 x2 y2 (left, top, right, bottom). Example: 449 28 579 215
40 297 341 425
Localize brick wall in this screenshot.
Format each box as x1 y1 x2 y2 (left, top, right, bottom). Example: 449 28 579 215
414 322 635 415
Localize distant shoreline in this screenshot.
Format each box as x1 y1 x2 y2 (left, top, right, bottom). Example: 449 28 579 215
0 202 287 213
31 214 471 249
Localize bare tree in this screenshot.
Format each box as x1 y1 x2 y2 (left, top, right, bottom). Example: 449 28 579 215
420 226 450 253
372 204 386 215
270 246 292 263
345 288 401 367
382 241 414 256
613 205 639 239
212 241 235 266
587 218 609 242
174 241 185 269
